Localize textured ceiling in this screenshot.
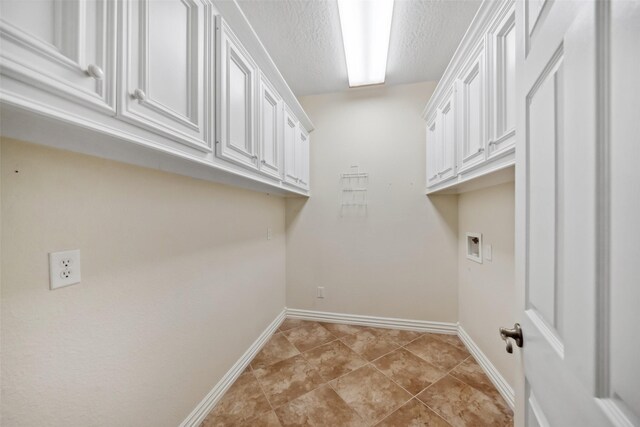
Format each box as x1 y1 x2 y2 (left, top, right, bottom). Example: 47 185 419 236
237 0 482 96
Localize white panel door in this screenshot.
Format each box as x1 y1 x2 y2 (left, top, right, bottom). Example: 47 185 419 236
283 105 299 186
514 1 639 425
438 88 456 181
425 117 440 187
488 3 516 158
457 42 486 172
216 16 259 170
0 0 116 112
258 73 282 180
120 0 211 152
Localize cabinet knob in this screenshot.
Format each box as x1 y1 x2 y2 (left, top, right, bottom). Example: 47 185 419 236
86 64 104 80
132 88 146 102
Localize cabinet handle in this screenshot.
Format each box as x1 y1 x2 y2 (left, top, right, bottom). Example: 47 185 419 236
477 147 485 153
86 64 104 80
488 140 495 146
260 160 266 164
251 155 258 160
429 174 438 180
132 88 146 102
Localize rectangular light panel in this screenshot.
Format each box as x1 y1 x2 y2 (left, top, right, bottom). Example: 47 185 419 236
337 0 395 87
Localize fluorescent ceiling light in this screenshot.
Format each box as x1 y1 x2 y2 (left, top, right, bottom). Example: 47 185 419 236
337 0 395 87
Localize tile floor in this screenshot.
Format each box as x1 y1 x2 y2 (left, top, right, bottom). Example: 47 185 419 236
201 319 513 427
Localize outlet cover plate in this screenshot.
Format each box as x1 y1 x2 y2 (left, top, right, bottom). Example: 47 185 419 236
49 249 81 289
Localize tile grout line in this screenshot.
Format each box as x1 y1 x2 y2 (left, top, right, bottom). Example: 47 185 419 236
446 356 513 412
248 368 277 414
412 355 475 425
366 363 421 426
282 321 339 353
257 321 364 414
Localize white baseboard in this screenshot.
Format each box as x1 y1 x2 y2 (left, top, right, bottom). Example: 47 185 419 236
457 324 515 409
285 308 457 334
179 309 286 427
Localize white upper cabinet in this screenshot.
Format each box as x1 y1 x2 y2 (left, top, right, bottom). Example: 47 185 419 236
298 128 310 189
425 87 456 188
0 0 117 112
423 1 515 193
456 42 486 173
487 5 516 157
216 16 259 170
438 88 456 181
119 0 211 152
283 105 299 186
426 117 440 187
0 3 313 195
257 73 282 180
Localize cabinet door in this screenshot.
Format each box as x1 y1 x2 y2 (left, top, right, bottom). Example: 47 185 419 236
258 73 282 179
438 88 456 181
216 16 259 169
488 5 516 157
457 42 486 172
0 0 116 112
298 129 310 189
426 118 440 187
283 106 299 186
120 0 211 152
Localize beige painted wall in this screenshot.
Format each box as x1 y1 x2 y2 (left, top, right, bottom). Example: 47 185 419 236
458 181 516 387
287 82 459 322
0 138 286 426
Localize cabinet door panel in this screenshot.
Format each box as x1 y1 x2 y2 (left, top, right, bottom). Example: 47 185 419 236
303 133 310 187
283 106 299 185
0 0 116 112
457 43 486 172
298 129 309 188
120 0 211 152
216 17 259 169
438 89 456 181
426 118 440 187
258 74 281 179
489 6 516 157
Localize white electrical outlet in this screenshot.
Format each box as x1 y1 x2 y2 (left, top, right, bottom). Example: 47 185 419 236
267 227 273 240
49 249 81 289
485 244 493 261
317 286 325 298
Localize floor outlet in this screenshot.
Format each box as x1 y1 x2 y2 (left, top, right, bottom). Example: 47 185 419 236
49 249 81 290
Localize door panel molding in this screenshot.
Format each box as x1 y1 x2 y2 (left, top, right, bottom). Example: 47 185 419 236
0 0 116 112
118 0 211 152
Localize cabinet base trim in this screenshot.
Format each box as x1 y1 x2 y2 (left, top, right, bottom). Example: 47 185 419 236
457 324 515 409
179 309 286 427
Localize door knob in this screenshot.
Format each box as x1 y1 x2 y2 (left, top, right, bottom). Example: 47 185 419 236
499 323 523 354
